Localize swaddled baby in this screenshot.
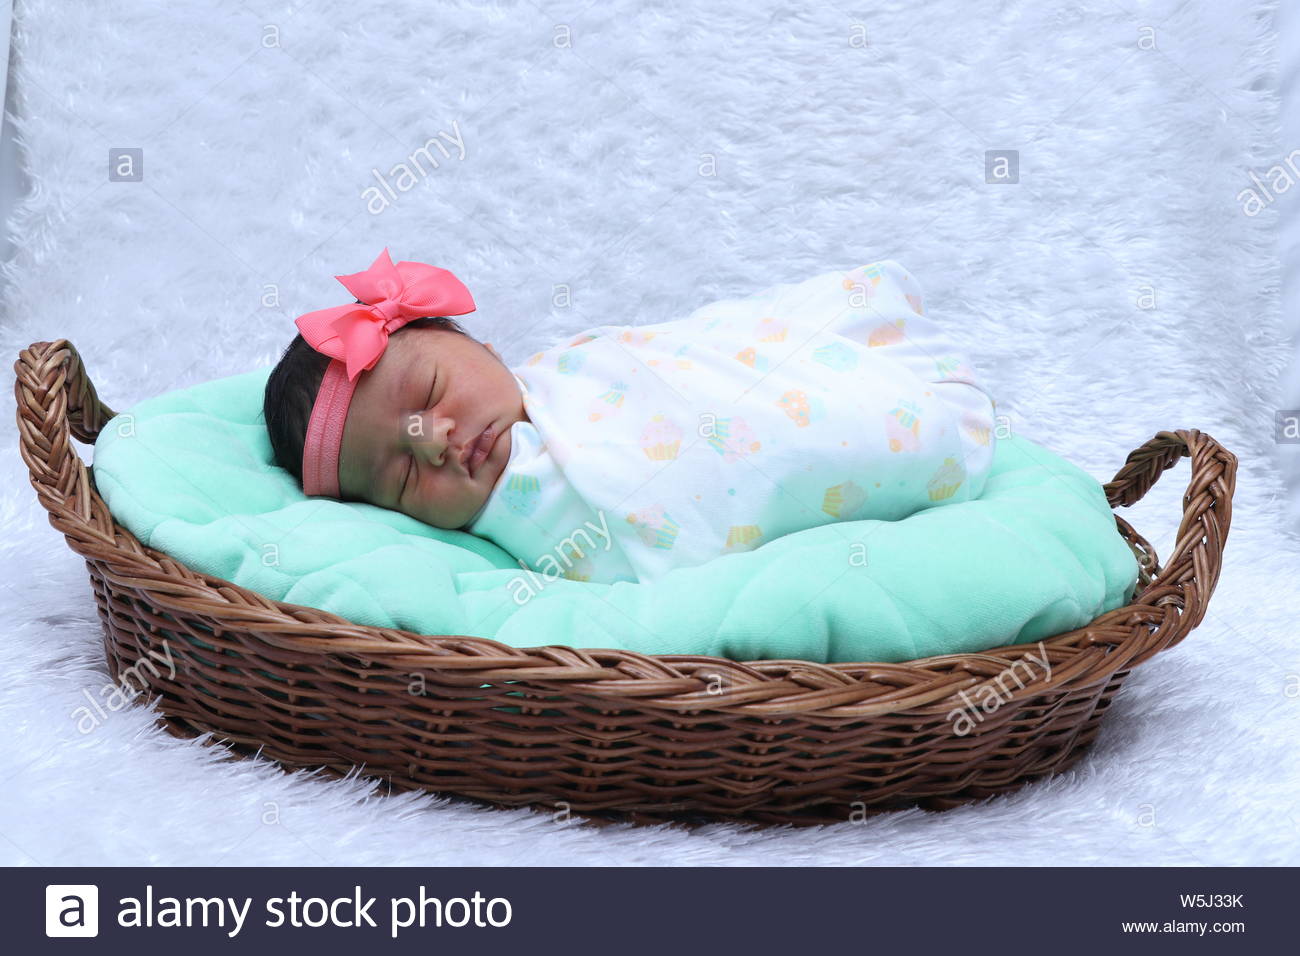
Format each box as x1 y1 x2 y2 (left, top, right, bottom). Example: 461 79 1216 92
264 249 997 585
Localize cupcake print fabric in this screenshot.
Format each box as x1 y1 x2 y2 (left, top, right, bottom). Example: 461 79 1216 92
467 259 998 584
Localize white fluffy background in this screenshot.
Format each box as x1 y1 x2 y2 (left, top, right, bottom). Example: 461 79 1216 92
1 0 1295 866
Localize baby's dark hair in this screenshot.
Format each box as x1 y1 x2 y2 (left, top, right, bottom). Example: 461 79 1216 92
263 310 469 484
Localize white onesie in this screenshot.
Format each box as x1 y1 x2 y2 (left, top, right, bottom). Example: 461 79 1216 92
466 260 997 585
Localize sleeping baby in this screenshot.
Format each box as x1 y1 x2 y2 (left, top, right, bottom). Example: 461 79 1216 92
264 248 997 584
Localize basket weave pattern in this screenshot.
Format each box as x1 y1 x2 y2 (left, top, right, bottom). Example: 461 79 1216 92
14 340 1236 825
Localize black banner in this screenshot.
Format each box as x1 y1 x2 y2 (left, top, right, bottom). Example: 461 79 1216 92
5 866 1288 953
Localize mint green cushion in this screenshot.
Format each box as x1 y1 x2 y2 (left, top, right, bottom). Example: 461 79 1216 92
90 367 1139 664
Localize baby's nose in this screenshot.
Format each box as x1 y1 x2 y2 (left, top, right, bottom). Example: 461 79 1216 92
407 414 456 466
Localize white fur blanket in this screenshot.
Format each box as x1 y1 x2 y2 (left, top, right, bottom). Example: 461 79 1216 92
1 0 1293 865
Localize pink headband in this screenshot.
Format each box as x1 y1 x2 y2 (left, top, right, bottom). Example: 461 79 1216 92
294 247 476 497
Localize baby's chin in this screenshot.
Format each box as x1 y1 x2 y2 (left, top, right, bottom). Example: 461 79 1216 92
452 435 511 528
443 465 505 530
421 426 513 529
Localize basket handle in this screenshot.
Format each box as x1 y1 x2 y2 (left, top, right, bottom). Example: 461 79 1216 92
14 340 118 526
1101 429 1237 637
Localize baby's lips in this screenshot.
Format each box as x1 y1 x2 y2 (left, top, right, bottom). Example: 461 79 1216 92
465 425 496 477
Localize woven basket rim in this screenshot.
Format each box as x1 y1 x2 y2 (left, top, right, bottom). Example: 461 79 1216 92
14 338 1238 719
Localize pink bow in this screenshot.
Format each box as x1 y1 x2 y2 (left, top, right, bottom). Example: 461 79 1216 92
294 247 477 380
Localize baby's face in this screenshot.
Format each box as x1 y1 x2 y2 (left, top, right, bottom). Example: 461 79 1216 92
336 327 527 529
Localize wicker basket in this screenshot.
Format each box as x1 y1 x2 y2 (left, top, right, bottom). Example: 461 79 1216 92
14 339 1237 826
